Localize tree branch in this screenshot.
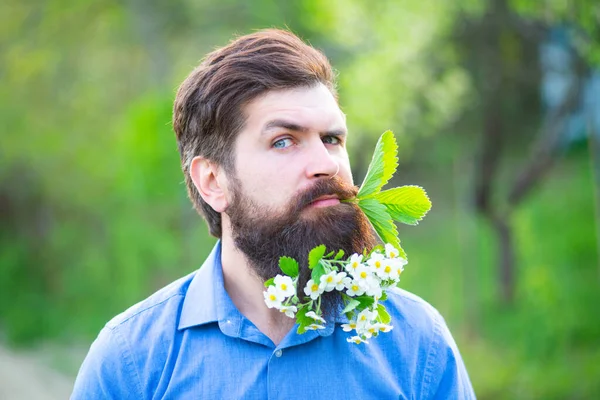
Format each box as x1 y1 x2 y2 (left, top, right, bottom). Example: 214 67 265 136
508 76 583 206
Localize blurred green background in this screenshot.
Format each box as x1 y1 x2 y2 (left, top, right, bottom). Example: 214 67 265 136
1 0 599 398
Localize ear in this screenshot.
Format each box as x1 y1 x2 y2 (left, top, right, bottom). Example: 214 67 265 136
189 156 229 213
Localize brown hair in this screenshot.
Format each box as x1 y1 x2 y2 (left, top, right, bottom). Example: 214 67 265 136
173 29 337 237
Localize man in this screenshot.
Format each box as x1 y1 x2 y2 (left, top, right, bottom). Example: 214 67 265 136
72 29 475 399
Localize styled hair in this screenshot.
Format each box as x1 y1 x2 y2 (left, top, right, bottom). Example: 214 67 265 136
173 29 337 237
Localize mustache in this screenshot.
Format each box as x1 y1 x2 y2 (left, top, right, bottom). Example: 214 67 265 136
289 177 358 215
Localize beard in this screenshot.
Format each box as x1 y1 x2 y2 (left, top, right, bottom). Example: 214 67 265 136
225 175 379 318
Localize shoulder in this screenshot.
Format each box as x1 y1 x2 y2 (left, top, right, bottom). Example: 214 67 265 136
105 270 196 332
383 288 476 399
71 272 198 399
100 270 198 364
384 287 445 334
384 286 457 363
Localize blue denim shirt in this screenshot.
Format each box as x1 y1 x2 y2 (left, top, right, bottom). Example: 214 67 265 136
72 242 475 399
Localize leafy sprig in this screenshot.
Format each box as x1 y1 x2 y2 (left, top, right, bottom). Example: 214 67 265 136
347 130 432 259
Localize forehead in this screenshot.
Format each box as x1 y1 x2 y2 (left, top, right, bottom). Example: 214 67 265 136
241 84 346 132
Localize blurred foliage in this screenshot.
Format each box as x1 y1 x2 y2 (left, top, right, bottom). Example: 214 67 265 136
1 0 599 398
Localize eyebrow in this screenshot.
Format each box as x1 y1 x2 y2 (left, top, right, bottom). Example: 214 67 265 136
262 119 347 137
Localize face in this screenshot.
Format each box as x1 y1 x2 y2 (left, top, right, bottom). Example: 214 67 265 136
226 83 353 216
221 84 379 317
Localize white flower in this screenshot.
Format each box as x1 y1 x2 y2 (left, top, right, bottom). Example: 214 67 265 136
347 336 369 344
341 321 357 332
365 278 383 298
305 323 326 330
376 259 399 281
274 275 296 298
346 253 364 274
367 253 385 274
345 279 365 296
395 265 405 281
385 243 400 259
388 257 407 282
279 305 297 318
356 309 377 329
374 323 393 333
305 311 326 323
303 279 323 300
352 265 373 284
263 287 284 309
334 272 351 291
360 323 379 339
319 271 338 292
396 256 408 270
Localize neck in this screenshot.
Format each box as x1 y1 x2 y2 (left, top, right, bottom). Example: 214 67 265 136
220 230 295 345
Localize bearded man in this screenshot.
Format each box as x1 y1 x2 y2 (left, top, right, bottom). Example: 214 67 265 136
72 29 475 399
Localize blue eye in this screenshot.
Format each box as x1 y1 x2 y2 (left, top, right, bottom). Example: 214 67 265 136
273 138 293 149
322 135 341 145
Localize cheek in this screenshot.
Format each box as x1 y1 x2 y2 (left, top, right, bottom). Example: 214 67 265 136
338 159 354 185
237 168 293 207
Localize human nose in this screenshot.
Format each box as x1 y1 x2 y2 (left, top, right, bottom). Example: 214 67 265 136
305 139 339 179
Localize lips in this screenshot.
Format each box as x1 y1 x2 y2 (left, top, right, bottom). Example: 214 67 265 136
310 195 341 208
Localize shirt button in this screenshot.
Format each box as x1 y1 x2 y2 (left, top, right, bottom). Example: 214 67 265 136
275 349 283 358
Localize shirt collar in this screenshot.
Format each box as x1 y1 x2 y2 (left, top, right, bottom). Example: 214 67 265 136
178 241 226 330
178 241 348 337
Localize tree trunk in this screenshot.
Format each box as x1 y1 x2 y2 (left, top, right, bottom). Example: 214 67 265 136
491 214 515 304
588 114 600 283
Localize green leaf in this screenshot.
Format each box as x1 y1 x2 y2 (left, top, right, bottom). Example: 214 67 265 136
334 249 345 260
354 295 375 309
264 277 275 288
278 256 299 277
368 245 384 256
379 291 388 302
295 306 313 334
308 244 326 269
375 186 432 225
359 197 408 259
342 299 360 314
357 131 398 198
377 304 391 324
311 262 326 285
358 197 405 256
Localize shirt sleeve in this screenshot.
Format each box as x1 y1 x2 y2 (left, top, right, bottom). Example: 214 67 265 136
71 326 143 400
420 311 476 400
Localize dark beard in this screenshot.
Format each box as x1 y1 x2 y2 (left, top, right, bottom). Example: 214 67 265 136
226 176 379 318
